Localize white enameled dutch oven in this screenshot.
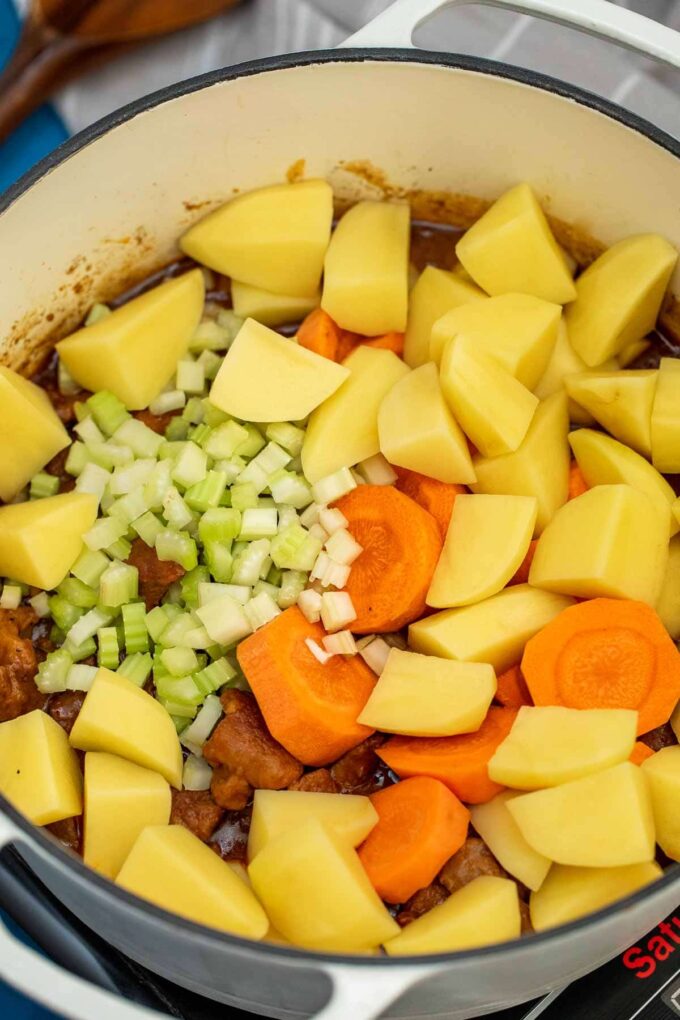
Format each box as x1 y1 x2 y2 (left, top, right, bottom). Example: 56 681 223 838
0 1 679 1017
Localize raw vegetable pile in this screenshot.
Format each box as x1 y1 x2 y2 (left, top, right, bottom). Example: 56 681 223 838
1 178 680 956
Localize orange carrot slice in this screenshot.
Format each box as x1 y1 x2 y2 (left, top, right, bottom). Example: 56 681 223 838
297 308 341 361
377 707 517 804
335 485 442 633
361 332 405 357
495 665 533 709
393 466 466 539
630 742 655 765
509 539 538 586
358 776 470 903
521 598 680 735
336 329 360 362
568 462 589 500
237 607 376 766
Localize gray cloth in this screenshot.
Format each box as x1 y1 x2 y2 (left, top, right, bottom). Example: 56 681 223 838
43 0 679 139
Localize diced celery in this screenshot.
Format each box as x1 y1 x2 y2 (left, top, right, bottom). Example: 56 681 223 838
235 423 266 459
165 417 190 442
230 482 258 511
266 565 283 587
113 419 164 458
181 624 212 650
171 442 208 490
35 648 73 694
106 536 132 561
193 657 236 696
75 416 105 445
83 516 127 552
188 319 232 352
146 606 172 643
180 694 223 753
265 421 306 457
65 606 113 648
29 472 60 500
189 423 212 447
160 646 199 677
239 508 278 541
268 469 312 509
231 539 271 586
198 507 241 545
144 460 173 511
205 420 249 460
74 462 110 503
196 595 252 646
85 303 111 326
198 582 250 606
253 580 280 602
156 612 195 648
182 396 207 425
238 442 290 493
196 350 222 382
65 442 89 478
270 524 322 571
121 601 149 654
184 471 227 512
155 530 198 571
216 309 244 338
278 570 307 609
73 401 89 422
162 487 194 530
179 565 210 610
48 595 85 633
182 755 213 790
149 390 186 415
159 699 197 720
65 663 98 692
29 592 50 618
155 673 203 706
311 468 357 505
117 652 153 687
97 626 120 669
203 541 233 583
57 359 81 396
87 390 131 436
131 511 164 548
50 625 65 646
107 489 149 526
99 562 138 608
86 441 134 471
176 359 205 394
58 577 98 609
202 400 229 427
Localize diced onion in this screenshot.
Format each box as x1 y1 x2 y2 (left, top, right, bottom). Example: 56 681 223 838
324 528 363 566
311 468 357 505
357 453 398 486
298 588 323 623
183 754 213 791
322 631 357 656
0 585 22 610
320 591 357 633
305 637 334 664
358 637 392 675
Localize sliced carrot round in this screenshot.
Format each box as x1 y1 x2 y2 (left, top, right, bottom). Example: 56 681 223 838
568 462 589 500
335 485 442 633
521 598 680 735
358 776 470 903
377 707 517 804
509 539 538 586
297 308 341 361
495 664 533 709
237 607 376 766
360 332 405 357
630 742 655 765
393 467 465 540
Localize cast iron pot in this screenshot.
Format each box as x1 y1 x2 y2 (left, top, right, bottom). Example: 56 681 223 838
0 1 679 1017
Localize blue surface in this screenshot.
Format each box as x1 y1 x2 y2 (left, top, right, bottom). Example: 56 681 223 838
1 1 67 1015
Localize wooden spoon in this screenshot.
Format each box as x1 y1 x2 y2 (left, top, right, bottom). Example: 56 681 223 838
0 0 244 144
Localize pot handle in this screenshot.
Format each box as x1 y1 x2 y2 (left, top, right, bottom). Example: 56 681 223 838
0 813 161 1020
314 961 446 1020
340 0 680 69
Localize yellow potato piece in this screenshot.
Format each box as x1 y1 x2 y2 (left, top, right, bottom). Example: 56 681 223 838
507 762 655 867
530 862 663 932
427 493 537 608
569 428 679 537
0 492 97 590
83 752 171 880
231 280 318 327
488 706 637 789
529 484 669 606
57 270 204 410
301 345 409 483
641 746 680 861
565 369 657 457
209 318 349 424
248 818 400 952
651 358 680 474
470 792 551 891
384 876 520 956
357 648 496 736
70 669 183 789
321 200 410 334
0 367 70 502
180 180 333 297
471 393 571 535
409 584 575 674
618 339 651 367
655 535 680 640
0 711 82 826
440 336 538 458
378 363 476 485
565 234 677 366
430 293 560 385
248 789 378 862
404 265 485 368
117 825 268 938
455 183 577 304
533 320 617 426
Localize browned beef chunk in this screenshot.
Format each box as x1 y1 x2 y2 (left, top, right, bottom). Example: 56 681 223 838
439 837 508 894
330 734 390 794
211 768 252 811
289 768 339 793
1 606 37 636
45 447 74 492
396 883 449 927
45 387 90 425
203 691 303 802
133 409 175 436
127 538 185 610
170 790 224 843
640 723 678 752
46 816 82 854
47 691 86 736
0 611 42 722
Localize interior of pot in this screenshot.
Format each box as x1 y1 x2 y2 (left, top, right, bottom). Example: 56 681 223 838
1 52 679 377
